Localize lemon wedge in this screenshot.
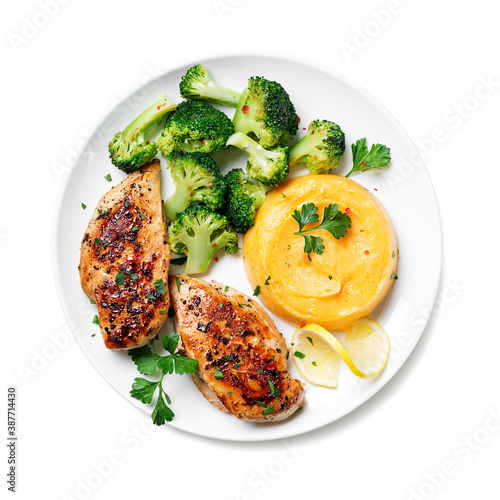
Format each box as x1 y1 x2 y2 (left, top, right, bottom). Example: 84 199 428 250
291 325 341 388
291 319 390 385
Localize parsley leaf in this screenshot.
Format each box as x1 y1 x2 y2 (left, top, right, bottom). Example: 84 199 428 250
115 271 125 285
154 279 166 295
162 332 179 354
346 138 391 177
292 203 351 258
129 346 161 376
253 285 261 296
267 378 280 398
151 392 174 425
291 203 319 232
130 378 159 404
128 333 198 426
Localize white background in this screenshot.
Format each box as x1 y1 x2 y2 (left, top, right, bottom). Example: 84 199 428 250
2 1 499 499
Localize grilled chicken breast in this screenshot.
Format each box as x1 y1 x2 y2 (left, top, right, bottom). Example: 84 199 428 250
79 160 170 350
169 275 305 422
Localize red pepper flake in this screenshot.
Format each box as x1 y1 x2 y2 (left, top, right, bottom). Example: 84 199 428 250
345 207 350 214
303 127 306 130
146 141 150 145
297 115 301 123
374 188 378 191
157 103 166 110
364 250 369 255
201 138 205 143
214 257 219 262
242 105 249 114
212 242 218 247
361 161 367 166
268 364 276 370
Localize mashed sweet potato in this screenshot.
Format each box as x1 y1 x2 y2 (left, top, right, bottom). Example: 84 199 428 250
243 175 398 330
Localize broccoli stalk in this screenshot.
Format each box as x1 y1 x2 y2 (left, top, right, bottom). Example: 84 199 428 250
168 205 239 275
179 64 241 107
288 120 346 175
232 77 299 148
108 94 176 173
226 132 289 186
225 168 267 233
163 151 227 221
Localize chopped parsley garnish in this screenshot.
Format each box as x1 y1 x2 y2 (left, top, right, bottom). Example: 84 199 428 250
139 213 146 220
267 378 280 397
392 251 396 258
124 200 130 208
104 173 112 182
294 351 306 359
390 272 398 280
257 369 264 374
176 276 181 292
131 226 139 231
89 299 96 305
307 336 314 346
129 333 198 426
81 203 87 210
292 203 351 258
346 138 391 177
224 286 230 292
222 355 232 361
154 279 166 295
232 363 241 370
160 310 166 315
131 273 138 281
115 271 125 285
312 361 317 366
264 275 271 286
145 293 156 300
214 370 225 380
262 405 274 415
253 285 261 297
94 237 102 244
92 315 100 326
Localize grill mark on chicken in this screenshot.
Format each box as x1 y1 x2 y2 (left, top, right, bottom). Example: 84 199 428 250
79 160 170 350
169 275 304 422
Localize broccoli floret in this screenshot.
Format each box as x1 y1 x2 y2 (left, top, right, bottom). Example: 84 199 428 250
157 100 234 156
164 151 227 221
288 120 346 174
232 76 298 148
179 64 241 108
108 94 176 173
225 168 267 233
226 132 289 186
168 205 239 275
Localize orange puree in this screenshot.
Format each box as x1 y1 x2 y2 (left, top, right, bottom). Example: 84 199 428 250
243 175 398 330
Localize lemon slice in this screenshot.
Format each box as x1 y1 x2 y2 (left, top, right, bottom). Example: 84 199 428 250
291 326 341 388
291 319 390 384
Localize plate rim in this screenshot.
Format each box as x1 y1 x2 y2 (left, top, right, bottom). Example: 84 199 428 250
51 51 442 442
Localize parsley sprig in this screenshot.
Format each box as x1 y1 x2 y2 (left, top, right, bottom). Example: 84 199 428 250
346 138 391 177
292 203 351 259
129 332 198 425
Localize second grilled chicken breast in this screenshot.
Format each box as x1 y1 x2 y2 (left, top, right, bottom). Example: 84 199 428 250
79 160 170 350
169 275 305 422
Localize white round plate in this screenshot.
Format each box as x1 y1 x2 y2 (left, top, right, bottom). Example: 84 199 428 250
53 53 441 441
